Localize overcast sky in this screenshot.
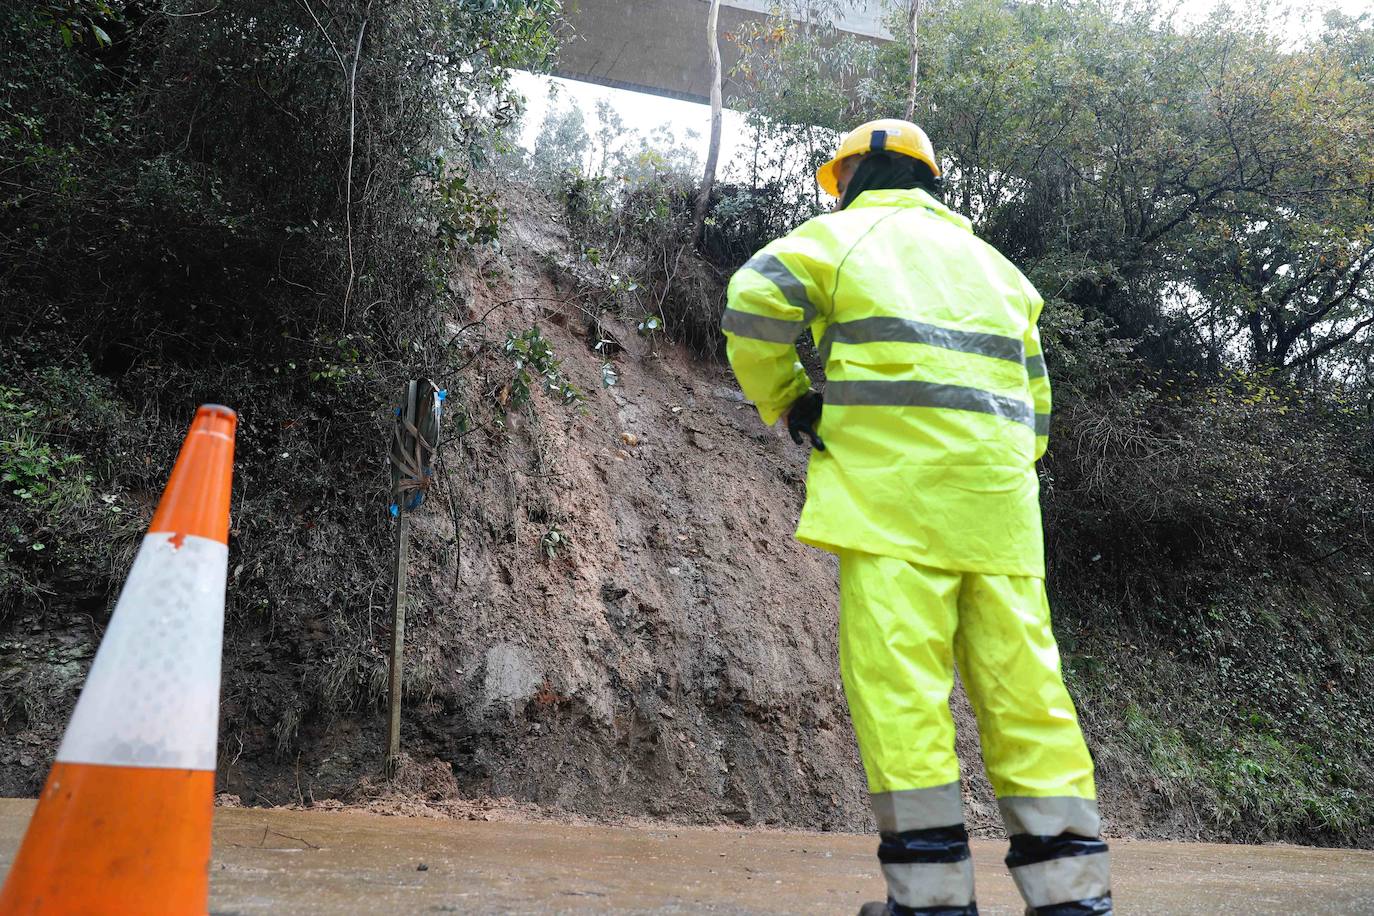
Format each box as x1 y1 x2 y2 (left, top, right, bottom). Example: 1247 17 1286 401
512 0 1373 180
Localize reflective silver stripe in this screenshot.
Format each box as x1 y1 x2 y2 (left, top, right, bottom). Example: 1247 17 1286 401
999 797 1101 838
56 533 226 771
1027 354 1047 378
1035 413 1051 436
872 782 964 833
720 308 805 344
743 253 818 322
822 316 1023 364
883 859 976 909
1011 852 1111 908
828 379 1035 428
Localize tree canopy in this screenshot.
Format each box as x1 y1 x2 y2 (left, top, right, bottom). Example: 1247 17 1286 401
731 0 1374 383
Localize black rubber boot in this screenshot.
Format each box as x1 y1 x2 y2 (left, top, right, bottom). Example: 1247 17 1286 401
1025 898 1113 916
860 903 981 916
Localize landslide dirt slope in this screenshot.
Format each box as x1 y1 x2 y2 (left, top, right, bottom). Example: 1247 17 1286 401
389 193 881 830
0 187 1036 835
254 189 1004 833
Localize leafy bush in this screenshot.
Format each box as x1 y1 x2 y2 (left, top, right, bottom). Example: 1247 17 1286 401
698 181 797 270
0 350 146 613
0 0 560 778
502 326 581 408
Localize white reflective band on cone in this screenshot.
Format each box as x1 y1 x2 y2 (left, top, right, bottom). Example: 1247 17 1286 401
57 532 227 771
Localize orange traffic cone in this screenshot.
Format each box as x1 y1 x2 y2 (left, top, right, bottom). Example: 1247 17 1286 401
0 404 237 915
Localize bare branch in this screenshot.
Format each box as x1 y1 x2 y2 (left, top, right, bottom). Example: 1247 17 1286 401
342 13 368 326
903 0 919 121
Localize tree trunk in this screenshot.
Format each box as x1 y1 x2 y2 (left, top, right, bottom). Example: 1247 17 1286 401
903 0 919 121
693 0 723 248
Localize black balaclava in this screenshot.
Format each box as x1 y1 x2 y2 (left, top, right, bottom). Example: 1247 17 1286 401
838 150 939 211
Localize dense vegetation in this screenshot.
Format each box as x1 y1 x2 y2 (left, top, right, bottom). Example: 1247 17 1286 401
2 0 1371 845
1 0 558 774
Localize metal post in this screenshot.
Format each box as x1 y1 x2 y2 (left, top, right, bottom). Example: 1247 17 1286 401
386 380 418 776
386 508 408 776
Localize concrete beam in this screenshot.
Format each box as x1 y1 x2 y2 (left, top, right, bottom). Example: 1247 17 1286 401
554 0 891 105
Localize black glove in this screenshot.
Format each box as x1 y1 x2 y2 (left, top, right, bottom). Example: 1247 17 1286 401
786 390 826 451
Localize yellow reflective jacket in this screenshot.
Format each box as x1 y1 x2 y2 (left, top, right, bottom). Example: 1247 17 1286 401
723 188 1052 578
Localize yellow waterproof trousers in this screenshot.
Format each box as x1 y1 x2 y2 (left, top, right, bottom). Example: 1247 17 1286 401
838 550 1111 916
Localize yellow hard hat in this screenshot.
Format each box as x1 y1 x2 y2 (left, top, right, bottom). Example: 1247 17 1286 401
816 118 941 197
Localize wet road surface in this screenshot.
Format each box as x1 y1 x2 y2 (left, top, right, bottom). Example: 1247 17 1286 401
2 799 1372 913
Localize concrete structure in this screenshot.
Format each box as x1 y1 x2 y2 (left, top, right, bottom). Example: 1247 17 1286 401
555 0 892 104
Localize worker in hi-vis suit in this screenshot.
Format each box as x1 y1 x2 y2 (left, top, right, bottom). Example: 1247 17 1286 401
722 118 1111 916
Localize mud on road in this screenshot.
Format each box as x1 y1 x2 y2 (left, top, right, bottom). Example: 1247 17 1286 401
2 799 1372 914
